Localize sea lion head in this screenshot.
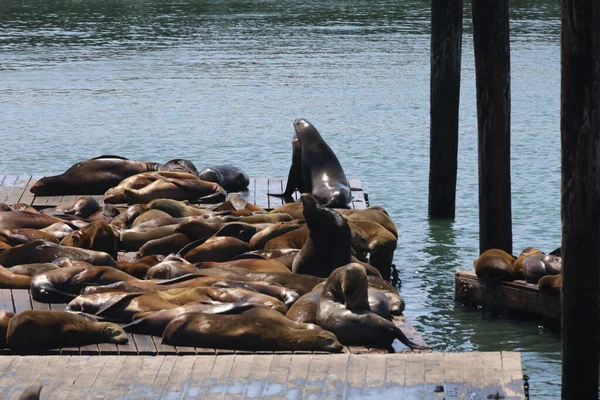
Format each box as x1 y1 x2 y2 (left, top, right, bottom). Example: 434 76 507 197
98 322 128 344
293 118 322 144
307 329 343 353
340 263 370 311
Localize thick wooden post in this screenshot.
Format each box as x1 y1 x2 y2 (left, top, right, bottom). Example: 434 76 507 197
560 0 600 397
471 0 512 255
428 0 463 219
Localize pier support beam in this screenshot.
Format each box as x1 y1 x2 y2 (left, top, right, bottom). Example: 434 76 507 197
471 0 512 255
428 0 463 219
560 0 600 397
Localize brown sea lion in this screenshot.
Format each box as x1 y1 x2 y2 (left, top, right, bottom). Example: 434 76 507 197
174 217 225 240
345 208 398 239
269 203 304 219
131 209 174 227
213 222 258 243
285 283 325 323
317 264 426 349
348 220 397 281
0 239 116 268
0 265 35 289
268 119 352 208
60 220 119 259
263 226 309 250
473 248 517 284
538 274 562 296
8 263 60 277
239 213 293 224
115 254 164 279
0 211 62 230
183 236 250 263
109 204 147 229
0 228 60 245
62 197 101 218
513 247 544 279
120 224 179 251
0 310 14 348
292 194 352 278
146 199 208 218
137 233 190 258
522 254 562 283
198 259 291 273
39 222 76 241
145 255 199 279
198 165 250 192
161 311 343 352
249 222 302 250
6 310 128 351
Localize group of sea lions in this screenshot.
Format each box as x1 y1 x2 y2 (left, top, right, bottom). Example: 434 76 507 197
473 247 562 295
0 119 426 353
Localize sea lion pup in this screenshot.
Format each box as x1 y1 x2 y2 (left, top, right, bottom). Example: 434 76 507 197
0 266 33 288
30 265 137 303
249 222 302 250
18 384 42 400
538 274 562 296
137 233 190 258
8 263 60 277
162 311 343 352
122 302 260 336
66 292 179 323
62 196 101 218
473 248 517 284
522 254 562 284
0 228 59 245
269 119 352 208
198 165 250 192
115 254 164 279
183 236 250 263
317 264 426 350
60 220 120 259
0 310 15 348
291 194 352 277
0 211 63 230
6 310 128 351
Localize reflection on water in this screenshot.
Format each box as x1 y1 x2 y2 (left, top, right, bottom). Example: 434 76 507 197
0 0 563 397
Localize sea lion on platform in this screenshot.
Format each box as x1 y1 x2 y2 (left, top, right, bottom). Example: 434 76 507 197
115 254 164 278
39 222 76 241
522 254 562 283
109 204 147 229
214 222 258 243
263 226 309 250
292 194 352 277
145 255 199 279
346 208 398 239
161 311 343 352
6 310 127 351
199 259 291 273
198 165 250 192
512 247 544 279
146 199 208 218
120 224 179 251
183 236 250 263
268 119 351 208
249 222 302 250
0 310 14 348
60 220 120 259
0 211 62 230
348 220 397 281
8 263 60 277
137 233 190 258
0 228 59 245
538 274 562 296
0 239 116 268
62 197 101 218
269 203 304 219
317 264 425 349
473 248 516 284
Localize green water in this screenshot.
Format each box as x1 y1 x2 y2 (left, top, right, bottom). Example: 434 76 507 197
0 0 563 397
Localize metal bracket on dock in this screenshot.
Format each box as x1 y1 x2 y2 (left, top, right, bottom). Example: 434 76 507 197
363 192 370 207
523 374 530 400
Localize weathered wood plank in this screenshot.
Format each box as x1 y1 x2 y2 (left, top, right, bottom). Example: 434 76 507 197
241 353 273 398
0 289 15 312
116 333 138 355
345 354 368 399
254 178 269 210
222 354 254 398
11 289 32 314
304 354 329 398
463 352 487 400
0 175 18 204
424 352 445 399
363 353 387 398
106 355 145 399
323 353 349 399
19 175 43 205
151 335 177 355
161 356 195 399
182 355 216 399
284 353 311 399
455 270 561 319
202 354 236 399
481 352 505 398
5 175 31 205
97 342 119 356
384 353 406 398
267 178 285 209
3 356 34 399
501 352 525 399
65 356 107 399
403 353 426 399
442 352 466 400
132 334 157 355
57 195 79 210
127 355 166 399
87 355 127 399
261 353 292 398
147 355 178 400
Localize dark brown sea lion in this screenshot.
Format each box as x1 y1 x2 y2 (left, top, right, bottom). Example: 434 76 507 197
131 209 174 227
268 119 351 208
122 302 259 336
198 165 250 192
115 254 164 278
39 222 76 241
30 265 136 303
109 204 147 229
60 220 120 259
62 197 101 218
0 310 14 348
6 310 128 351
174 217 225 240
348 220 397 281
161 311 343 352
214 222 258 243
183 236 250 263
538 274 562 296
0 239 116 268
291 194 352 277
473 248 517 284
522 254 562 283
249 222 302 250
0 211 62 230
316 264 426 349
8 263 60 277
263 226 309 250
0 228 59 246
137 233 190 258
513 247 544 279
239 213 293 224
120 224 179 251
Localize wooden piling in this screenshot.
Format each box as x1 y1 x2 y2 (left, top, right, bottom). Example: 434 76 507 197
471 0 512 255
560 0 600 397
428 0 463 219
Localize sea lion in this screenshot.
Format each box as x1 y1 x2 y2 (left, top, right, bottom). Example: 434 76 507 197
109 204 147 229
268 119 351 208
348 220 397 281
146 199 208 218
60 220 120 259
513 247 544 279
39 222 76 241
145 255 199 279
115 254 164 278
0 228 60 246
6 310 128 351
0 310 14 348
131 209 174 227
0 239 116 268
263 226 309 250
522 254 562 283
291 194 352 277
538 274 562 296
249 222 302 250
183 236 250 263
0 211 62 230
198 165 250 192
317 264 426 349
199 259 291 273
239 213 293 224
161 311 343 352
120 224 179 251
473 248 517 284
8 263 60 277
213 222 258 243
137 233 190 258
62 197 101 218
345 208 398 239
269 203 304 219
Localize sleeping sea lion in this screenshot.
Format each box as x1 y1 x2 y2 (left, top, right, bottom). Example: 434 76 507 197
473 248 516 284
0 310 14 348
59 220 119 259
198 165 250 192
268 119 351 208
183 236 250 263
6 310 127 351
522 254 562 283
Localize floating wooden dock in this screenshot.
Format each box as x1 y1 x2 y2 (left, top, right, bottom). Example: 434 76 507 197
455 270 560 320
0 352 525 399
0 175 367 210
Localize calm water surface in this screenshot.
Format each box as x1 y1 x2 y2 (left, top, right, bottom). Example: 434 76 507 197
0 0 562 397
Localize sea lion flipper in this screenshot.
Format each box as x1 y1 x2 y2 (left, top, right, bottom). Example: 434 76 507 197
95 293 144 318
18 383 42 400
394 326 430 350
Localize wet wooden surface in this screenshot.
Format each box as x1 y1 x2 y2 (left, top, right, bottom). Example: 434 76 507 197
0 352 525 399
455 270 561 319
0 175 367 210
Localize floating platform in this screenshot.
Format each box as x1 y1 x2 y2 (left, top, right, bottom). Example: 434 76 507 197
0 352 525 399
0 174 367 210
455 270 560 320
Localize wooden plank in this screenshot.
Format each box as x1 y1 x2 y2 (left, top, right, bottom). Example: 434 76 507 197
65 356 107 399
0 175 18 203
161 356 195 399
267 178 285 210
254 178 269 210
247 177 256 206
201 354 236 399
363 353 387 398
87 355 126 399
182 355 217 399
464 352 486 400
0 290 15 312
7 355 48 398
261 353 292 398
403 353 426 399
304 354 329 398
132 334 157 355
222 354 255 398
455 270 561 319
501 352 525 399
57 195 79 210
52 355 92 398
5 175 31 205
127 355 166 399
97 342 119 356
31 297 51 311
241 354 273 398
0 175 5 186
322 354 349 399
151 336 178 355
481 352 505 398
345 354 368 399
284 353 311 399
106 355 145 399
19 175 43 205
424 352 445 399
11 289 32 314
349 178 366 210
3 356 34 398
116 333 138 355
80 344 100 355
385 353 406 398
442 352 466 399
174 345 197 356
